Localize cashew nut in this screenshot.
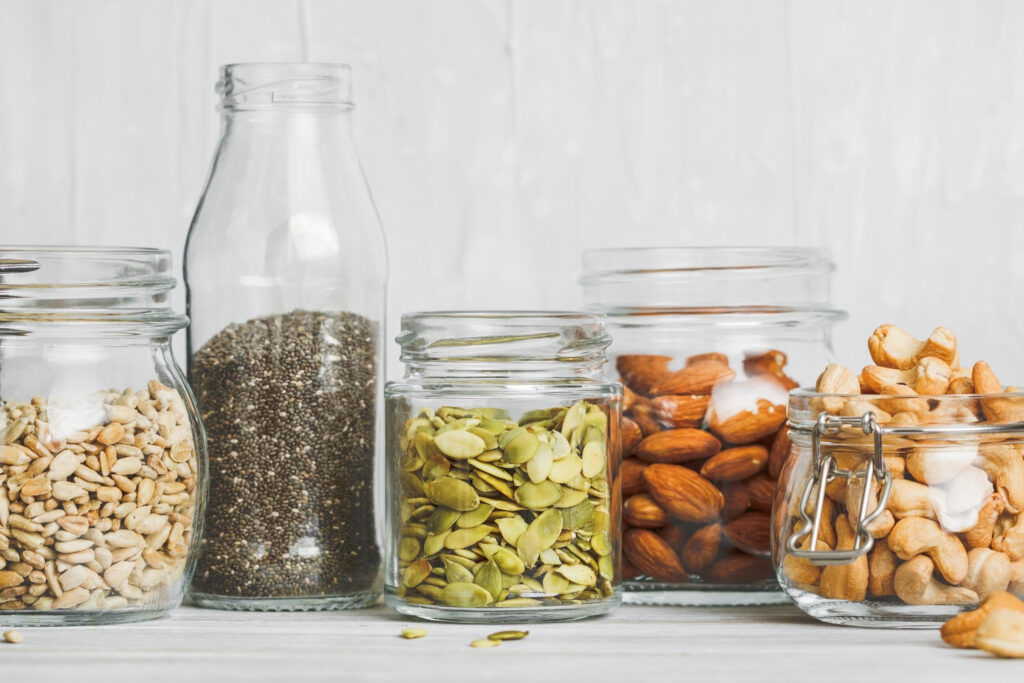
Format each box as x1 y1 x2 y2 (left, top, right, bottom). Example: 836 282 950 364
860 357 952 395
974 361 1024 423
947 375 976 395
875 383 930 417
888 479 942 520
846 470 894 539
978 444 1024 514
887 517 969 584
839 400 892 424
894 555 978 606
993 513 1024 561
963 548 1012 600
1010 558 1024 594
905 444 977 485
819 516 868 602
868 325 957 370
965 493 1007 549
783 539 830 589
868 542 898 597
814 364 860 414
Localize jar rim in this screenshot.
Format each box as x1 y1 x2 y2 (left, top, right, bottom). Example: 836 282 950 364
580 246 834 281
0 245 187 335
218 63 354 111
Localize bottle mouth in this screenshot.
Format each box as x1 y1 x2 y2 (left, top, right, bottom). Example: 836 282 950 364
0 246 187 336
397 311 611 366
580 246 845 322
217 63 354 111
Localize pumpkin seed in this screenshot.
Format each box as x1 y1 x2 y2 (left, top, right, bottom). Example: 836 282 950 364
414 432 437 460
427 507 462 534
529 509 563 548
468 459 513 481
403 559 432 588
548 454 582 484
525 442 554 483
502 430 539 464
468 427 499 451
556 563 597 586
590 531 612 557
474 560 502 599
581 440 605 478
457 504 494 529
470 638 501 648
553 487 588 508
478 496 525 512
479 543 527 575
488 630 529 641
441 582 493 607
401 628 428 639
560 401 587 438
543 570 571 595
539 548 561 565
423 531 450 556
561 500 594 530
474 470 516 499
434 430 487 459
475 449 503 463
444 557 476 583
516 528 542 568
549 430 572 460
478 419 511 435
422 455 451 480
425 477 480 511
495 516 528 545
597 554 614 580
444 525 494 550
399 536 421 562
514 481 562 509
495 598 542 607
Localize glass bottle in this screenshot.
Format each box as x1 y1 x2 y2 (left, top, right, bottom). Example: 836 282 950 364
184 63 387 611
581 247 846 605
0 247 206 625
384 312 622 623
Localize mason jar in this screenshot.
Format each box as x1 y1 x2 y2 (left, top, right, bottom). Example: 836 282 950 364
384 312 622 623
775 390 1024 627
0 247 206 625
580 247 845 605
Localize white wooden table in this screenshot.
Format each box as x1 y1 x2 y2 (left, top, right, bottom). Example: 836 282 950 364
0 603 1013 681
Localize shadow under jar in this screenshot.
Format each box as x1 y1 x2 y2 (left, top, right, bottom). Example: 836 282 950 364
384 312 622 623
775 390 1024 628
581 247 846 606
0 247 206 626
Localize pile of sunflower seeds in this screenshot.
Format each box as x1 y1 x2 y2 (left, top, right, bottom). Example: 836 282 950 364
190 310 380 603
0 381 199 612
392 401 615 609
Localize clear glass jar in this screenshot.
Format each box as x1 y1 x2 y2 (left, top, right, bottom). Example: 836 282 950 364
384 312 622 623
775 391 1024 627
0 247 206 625
581 247 846 605
185 63 386 611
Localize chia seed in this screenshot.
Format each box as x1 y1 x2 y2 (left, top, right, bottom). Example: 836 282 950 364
189 309 380 604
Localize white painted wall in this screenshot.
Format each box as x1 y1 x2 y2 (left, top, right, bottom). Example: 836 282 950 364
2 0 1023 380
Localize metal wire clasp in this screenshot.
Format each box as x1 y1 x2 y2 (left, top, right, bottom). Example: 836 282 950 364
786 411 893 566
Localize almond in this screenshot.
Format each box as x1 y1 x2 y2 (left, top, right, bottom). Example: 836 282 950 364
680 523 722 573
767 426 791 480
621 417 643 455
720 482 751 521
623 529 689 583
708 398 786 444
633 429 721 464
628 403 664 437
699 445 768 482
624 494 669 528
743 349 799 391
705 552 774 583
650 360 735 396
617 354 672 395
686 352 729 367
621 458 649 497
722 511 771 555
651 394 710 429
622 555 640 581
623 385 641 412
643 463 724 523
746 474 776 513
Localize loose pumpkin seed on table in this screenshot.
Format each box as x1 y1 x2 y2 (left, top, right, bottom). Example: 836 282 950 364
390 401 617 614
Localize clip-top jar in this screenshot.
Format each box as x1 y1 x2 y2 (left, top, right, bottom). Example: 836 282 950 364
775 391 1024 627
581 247 846 605
384 312 622 623
0 247 206 625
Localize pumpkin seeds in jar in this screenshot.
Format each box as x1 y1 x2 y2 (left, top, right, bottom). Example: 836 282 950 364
392 401 616 610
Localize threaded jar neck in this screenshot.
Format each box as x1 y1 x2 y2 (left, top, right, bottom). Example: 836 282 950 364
217 63 354 113
396 311 612 380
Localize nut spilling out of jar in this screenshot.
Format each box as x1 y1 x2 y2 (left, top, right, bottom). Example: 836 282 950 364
392 402 614 609
780 325 1024 616
617 350 793 585
0 382 198 612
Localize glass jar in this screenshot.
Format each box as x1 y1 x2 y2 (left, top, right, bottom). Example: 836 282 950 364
185 63 386 611
775 391 1024 627
580 247 846 605
384 312 622 623
0 247 206 625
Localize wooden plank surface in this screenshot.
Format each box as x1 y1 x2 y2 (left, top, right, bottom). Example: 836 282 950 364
0 603 1010 681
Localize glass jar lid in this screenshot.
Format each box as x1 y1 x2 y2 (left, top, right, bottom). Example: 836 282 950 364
0 246 187 337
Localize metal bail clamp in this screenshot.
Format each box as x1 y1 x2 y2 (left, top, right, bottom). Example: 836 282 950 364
786 411 894 566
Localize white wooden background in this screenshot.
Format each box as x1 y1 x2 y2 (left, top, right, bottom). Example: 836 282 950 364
2 0 1024 379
